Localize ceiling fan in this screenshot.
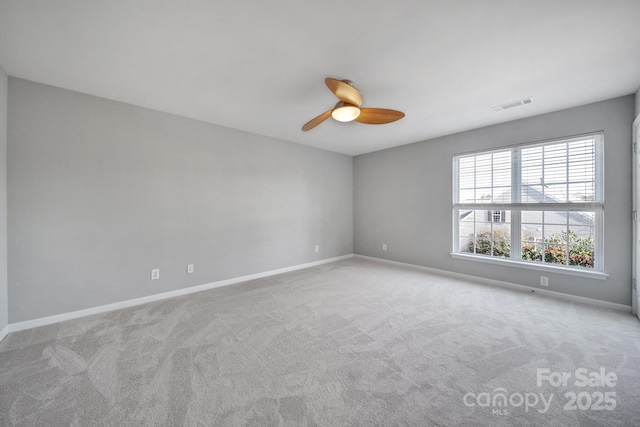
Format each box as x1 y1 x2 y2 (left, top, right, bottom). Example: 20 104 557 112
301 78 405 131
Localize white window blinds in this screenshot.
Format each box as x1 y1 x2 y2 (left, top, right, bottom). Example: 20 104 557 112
454 132 603 211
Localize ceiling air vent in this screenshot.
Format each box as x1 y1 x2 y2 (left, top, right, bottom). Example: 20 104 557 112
492 97 533 112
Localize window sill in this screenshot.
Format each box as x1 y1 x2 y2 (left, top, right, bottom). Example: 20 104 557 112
449 253 609 280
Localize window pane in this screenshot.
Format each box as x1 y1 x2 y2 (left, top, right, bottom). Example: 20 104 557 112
475 154 492 187
543 184 568 203
568 182 594 202
456 150 512 205
543 143 568 182
458 157 475 189
522 224 543 242
544 224 567 241
458 210 475 250
569 225 595 240
492 223 511 258
522 210 542 223
568 139 595 186
543 162 567 184
459 238 473 253
522 183 542 203
493 223 510 235
475 215 490 228
522 241 543 262
521 145 543 202
491 187 511 203
459 210 512 259
543 211 567 225
474 226 493 256
521 225 542 242
569 211 594 225
492 152 511 187
493 241 510 257
568 245 595 268
567 221 595 268
545 244 567 265
476 189 492 202
517 210 597 268
520 136 598 204
459 189 474 204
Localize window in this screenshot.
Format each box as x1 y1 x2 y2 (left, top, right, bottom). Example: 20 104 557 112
453 132 603 271
489 210 506 223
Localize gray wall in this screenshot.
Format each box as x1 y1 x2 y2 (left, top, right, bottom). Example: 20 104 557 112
636 87 640 119
8 78 353 322
354 96 634 306
0 66 7 331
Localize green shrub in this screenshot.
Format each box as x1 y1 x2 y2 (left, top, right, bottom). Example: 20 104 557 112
522 241 542 261
470 228 511 257
470 229 594 268
544 230 594 268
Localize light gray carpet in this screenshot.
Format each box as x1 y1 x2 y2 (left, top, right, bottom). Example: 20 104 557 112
1 258 639 426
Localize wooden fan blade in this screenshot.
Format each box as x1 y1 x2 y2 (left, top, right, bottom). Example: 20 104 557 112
302 109 333 131
325 78 363 107
355 108 405 125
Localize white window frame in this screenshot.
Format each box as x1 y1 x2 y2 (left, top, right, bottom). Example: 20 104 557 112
451 132 606 279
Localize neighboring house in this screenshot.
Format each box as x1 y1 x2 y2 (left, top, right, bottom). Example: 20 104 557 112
459 185 595 247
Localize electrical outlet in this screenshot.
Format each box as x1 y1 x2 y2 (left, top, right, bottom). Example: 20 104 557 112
151 269 160 280
540 276 549 287
187 264 194 274
315 245 319 253
382 244 387 251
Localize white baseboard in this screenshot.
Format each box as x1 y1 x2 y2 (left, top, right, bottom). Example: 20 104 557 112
5 254 354 336
355 255 633 313
4 252 629 341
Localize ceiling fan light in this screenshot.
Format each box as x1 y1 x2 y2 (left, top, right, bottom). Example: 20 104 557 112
332 105 360 122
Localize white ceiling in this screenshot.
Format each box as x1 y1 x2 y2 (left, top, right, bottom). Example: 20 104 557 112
1 0 639 156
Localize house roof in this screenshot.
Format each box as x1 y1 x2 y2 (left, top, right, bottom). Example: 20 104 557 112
459 185 595 225
1 1 639 156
